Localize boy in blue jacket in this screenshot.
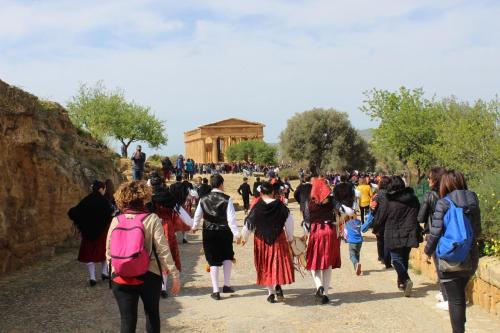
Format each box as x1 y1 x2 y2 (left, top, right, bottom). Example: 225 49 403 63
344 217 363 275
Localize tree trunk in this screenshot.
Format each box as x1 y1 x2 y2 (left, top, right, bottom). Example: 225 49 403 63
121 140 132 158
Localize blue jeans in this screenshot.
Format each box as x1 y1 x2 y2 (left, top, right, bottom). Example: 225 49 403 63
390 247 411 283
132 169 144 180
348 243 362 268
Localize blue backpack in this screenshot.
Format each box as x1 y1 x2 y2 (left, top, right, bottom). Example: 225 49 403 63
436 197 473 262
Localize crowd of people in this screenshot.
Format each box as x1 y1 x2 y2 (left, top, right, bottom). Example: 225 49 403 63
68 165 480 333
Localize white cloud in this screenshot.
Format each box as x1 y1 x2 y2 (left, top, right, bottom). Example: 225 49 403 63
0 0 499 157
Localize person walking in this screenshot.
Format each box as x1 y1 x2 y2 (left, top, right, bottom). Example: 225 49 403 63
282 177 294 206
370 176 392 268
345 216 363 275
357 176 373 224
237 177 253 215
131 145 146 180
197 177 212 198
192 174 241 300
373 176 422 297
294 175 312 220
241 181 294 303
303 177 353 304
161 156 174 182
107 181 180 333
424 170 481 333
68 180 113 286
417 166 447 310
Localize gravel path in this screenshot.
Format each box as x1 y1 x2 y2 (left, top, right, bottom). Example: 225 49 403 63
1 202 499 333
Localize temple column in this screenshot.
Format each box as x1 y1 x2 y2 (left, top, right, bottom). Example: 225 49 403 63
212 137 218 163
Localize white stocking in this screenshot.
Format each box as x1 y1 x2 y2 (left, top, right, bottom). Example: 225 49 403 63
210 266 220 293
311 270 323 289
162 274 168 291
101 261 109 277
86 262 96 281
266 286 275 295
223 260 232 287
321 268 332 296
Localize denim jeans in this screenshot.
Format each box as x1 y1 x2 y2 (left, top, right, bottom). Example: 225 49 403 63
390 247 411 283
442 276 470 333
132 169 144 180
112 272 162 333
376 234 392 268
348 243 362 268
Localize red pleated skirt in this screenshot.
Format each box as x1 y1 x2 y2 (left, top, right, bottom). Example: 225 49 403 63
173 210 191 233
158 211 182 271
78 226 109 263
254 232 295 286
306 222 341 270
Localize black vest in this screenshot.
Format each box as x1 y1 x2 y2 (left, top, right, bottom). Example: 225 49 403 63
200 191 230 229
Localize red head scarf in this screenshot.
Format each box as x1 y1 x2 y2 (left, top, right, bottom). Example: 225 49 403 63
310 177 331 203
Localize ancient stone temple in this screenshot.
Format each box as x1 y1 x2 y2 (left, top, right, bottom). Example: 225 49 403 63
184 118 265 163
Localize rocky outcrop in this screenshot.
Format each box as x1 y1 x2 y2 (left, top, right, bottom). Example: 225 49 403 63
0 79 124 274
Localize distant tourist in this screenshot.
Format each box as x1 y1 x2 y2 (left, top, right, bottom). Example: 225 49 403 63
282 177 294 206
107 181 180 333
197 177 212 198
68 180 113 287
252 177 262 198
237 177 253 215
161 156 174 182
185 158 195 180
131 145 146 180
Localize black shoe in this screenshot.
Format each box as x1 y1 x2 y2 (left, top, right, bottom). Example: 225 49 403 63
182 238 189 244
101 274 109 281
211 292 221 300
315 286 324 297
321 295 330 304
275 285 284 301
89 279 97 287
161 290 168 299
397 279 404 290
267 294 276 303
222 286 235 293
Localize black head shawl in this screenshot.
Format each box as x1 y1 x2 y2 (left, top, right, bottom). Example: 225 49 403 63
244 199 290 245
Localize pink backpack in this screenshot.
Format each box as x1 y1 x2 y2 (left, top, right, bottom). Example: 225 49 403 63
110 213 151 278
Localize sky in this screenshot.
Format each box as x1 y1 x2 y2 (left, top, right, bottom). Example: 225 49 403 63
1 0 499 156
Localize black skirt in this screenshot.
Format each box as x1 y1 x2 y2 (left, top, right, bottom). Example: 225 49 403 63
202 228 234 266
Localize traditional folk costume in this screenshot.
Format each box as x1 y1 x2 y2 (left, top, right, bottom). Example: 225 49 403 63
304 178 352 304
193 189 241 299
68 190 113 286
242 197 294 303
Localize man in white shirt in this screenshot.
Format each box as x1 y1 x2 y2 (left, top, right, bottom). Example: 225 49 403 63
193 174 241 300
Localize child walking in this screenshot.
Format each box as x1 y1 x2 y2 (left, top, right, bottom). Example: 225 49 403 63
345 217 363 276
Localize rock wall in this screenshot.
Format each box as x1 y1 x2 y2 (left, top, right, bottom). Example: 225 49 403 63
410 243 500 317
0 79 124 274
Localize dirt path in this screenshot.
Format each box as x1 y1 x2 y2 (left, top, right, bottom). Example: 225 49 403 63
1 202 499 333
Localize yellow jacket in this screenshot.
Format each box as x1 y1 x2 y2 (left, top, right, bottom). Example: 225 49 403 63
358 184 373 207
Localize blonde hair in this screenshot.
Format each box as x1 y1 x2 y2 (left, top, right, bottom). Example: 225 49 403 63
114 181 152 211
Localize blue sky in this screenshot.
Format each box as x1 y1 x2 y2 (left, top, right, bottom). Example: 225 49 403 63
1 0 499 156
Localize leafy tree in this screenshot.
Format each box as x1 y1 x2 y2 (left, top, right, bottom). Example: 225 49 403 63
361 87 438 183
225 140 277 165
279 108 374 175
67 82 167 157
430 98 500 178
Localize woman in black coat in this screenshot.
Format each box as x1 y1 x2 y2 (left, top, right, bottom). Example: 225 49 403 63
373 176 421 297
424 170 481 333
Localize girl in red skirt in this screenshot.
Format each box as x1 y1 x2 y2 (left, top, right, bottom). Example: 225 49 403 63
149 174 193 298
304 177 353 304
241 181 294 303
68 181 113 287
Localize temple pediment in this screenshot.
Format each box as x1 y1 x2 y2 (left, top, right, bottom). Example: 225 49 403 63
199 118 265 128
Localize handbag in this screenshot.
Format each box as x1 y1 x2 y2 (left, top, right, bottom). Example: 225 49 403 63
289 236 308 277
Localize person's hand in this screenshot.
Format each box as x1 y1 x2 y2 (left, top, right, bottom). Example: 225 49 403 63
171 278 181 296
302 235 308 242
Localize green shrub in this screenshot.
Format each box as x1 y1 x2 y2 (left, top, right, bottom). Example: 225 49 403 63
279 168 299 180
147 154 163 169
470 172 500 256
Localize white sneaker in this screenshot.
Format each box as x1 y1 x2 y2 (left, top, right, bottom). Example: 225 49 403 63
435 292 444 302
436 301 449 311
